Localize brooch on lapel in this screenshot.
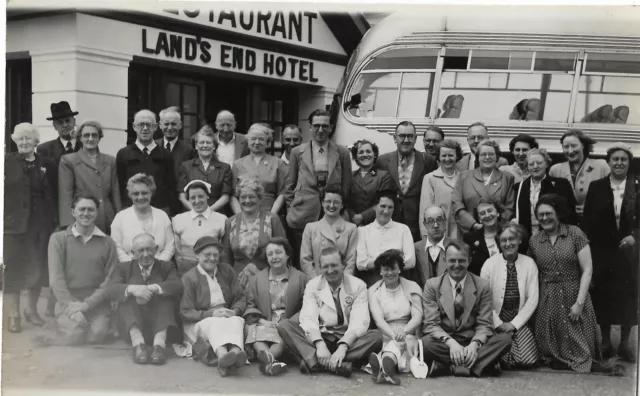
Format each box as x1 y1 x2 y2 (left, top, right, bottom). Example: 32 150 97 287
344 295 354 306
41 167 47 174
263 161 268 166
371 170 376 176
552 181 556 187
335 226 343 234
586 166 594 173
474 241 480 247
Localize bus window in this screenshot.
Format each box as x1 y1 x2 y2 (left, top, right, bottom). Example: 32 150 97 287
347 72 402 118
366 47 438 70
575 53 640 124
397 73 432 117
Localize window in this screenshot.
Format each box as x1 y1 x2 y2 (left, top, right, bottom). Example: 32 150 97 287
165 80 204 141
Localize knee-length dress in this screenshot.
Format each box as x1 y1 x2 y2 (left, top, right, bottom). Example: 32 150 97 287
527 224 600 372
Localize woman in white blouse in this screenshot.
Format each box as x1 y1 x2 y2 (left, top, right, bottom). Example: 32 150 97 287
356 191 415 287
111 173 175 262
480 223 539 369
172 180 228 276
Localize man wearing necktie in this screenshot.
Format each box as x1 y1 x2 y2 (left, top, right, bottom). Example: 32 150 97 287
108 233 182 365
421 239 512 377
155 106 196 181
456 122 508 172
278 247 382 377
37 101 82 165
375 121 437 242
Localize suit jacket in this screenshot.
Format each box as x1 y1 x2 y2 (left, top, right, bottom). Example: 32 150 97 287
4 153 58 234
549 157 610 213
463 229 493 276
178 157 233 207
115 144 177 212
155 138 196 179
37 137 81 165
375 149 437 237
414 236 451 287
243 267 309 321
179 263 247 323
300 274 370 347
452 168 515 234
300 217 358 277
422 273 494 344
108 259 182 302
232 132 250 160
58 150 122 232
285 141 352 230
419 168 460 238
514 175 577 235
347 168 394 225
456 153 508 172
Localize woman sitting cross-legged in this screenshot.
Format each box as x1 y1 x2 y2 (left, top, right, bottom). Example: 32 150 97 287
480 223 539 369
179 236 247 377
243 237 309 376
368 250 423 386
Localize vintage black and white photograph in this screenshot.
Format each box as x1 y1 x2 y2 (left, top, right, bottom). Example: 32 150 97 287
2 1 639 395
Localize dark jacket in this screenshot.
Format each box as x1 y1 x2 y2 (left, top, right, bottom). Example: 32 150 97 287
108 259 182 302
463 229 493 276
177 157 233 206
155 138 196 179
347 168 394 225
4 152 58 234
115 144 177 212
243 267 308 322
180 263 246 323
37 137 81 165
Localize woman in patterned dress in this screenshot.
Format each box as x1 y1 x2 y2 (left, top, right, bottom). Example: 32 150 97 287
480 223 539 369
367 250 422 386
243 237 309 375
222 177 287 289
527 193 623 375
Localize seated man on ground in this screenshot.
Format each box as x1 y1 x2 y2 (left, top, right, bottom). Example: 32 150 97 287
108 233 183 365
44 194 118 345
277 247 383 377
421 239 512 377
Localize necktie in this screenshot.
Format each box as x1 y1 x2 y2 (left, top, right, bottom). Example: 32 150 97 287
66 141 73 153
319 147 324 154
454 282 464 328
333 290 344 325
473 154 480 169
142 267 150 283
143 147 149 157
166 142 171 152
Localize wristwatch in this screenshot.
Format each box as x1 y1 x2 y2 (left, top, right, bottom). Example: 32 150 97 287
471 339 484 348
441 336 452 344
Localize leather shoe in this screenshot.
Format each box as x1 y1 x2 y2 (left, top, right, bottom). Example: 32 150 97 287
333 361 352 378
299 360 321 375
617 345 636 363
8 317 21 333
150 345 166 365
133 344 150 364
24 311 45 327
428 361 452 377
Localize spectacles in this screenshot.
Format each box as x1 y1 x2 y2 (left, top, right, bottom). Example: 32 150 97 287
425 217 446 226
134 122 157 129
424 139 440 144
312 124 331 131
397 134 415 142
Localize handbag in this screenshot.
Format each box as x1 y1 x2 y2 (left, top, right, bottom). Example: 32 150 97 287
409 338 429 379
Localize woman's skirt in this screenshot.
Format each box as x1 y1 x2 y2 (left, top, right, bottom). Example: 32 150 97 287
500 325 539 367
381 320 414 373
184 316 245 352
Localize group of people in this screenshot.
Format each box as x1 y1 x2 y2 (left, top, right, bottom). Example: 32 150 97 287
3 99 638 384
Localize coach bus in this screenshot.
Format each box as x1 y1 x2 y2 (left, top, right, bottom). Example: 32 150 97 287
330 6 640 160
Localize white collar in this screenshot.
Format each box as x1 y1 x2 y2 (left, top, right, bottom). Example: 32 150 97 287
135 140 157 153
163 137 178 149
217 132 236 146
281 152 289 164
313 141 329 151
425 237 446 252
610 177 627 189
448 274 467 290
139 262 154 274
374 219 393 230
191 207 212 220
59 137 75 148
71 223 106 242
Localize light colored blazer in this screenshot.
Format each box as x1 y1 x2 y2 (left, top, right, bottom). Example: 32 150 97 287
285 141 352 230
422 273 494 344
232 154 287 212
451 168 515 234
549 157 610 214
58 150 121 232
419 168 459 239
300 217 357 277
414 236 451 286
456 153 508 172
110 206 176 262
300 273 370 347
480 254 539 330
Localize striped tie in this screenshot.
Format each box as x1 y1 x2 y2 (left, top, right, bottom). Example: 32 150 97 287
454 282 464 327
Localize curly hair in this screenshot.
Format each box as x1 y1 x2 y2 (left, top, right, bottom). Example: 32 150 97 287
535 193 571 224
437 139 463 161
560 129 596 158
527 148 552 168
264 237 293 266
127 173 156 195
473 197 504 223
77 120 104 139
194 125 219 150
373 249 405 273
477 139 502 158
509 133 538 152
350 139 379 167
235 177 265 201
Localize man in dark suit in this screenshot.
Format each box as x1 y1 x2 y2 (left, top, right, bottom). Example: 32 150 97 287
214 110 250 166
375 121 437 242
109 233 182 365
421 239 512 377
155 106 196 179
415 205 451 287
37 101 82 164
116 109 177 215
456 122 508 172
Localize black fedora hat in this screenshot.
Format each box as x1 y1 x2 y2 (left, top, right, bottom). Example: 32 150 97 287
47 101 79 121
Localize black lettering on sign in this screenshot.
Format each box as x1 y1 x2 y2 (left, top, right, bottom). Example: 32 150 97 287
275 56 287 77
271 11 286 38
209 11 215 22
232 47 244 69
303 12 317 44
239 11 254 30
299 60 309 81
264 53 275 75
246 50 257 71
156 32 170 56
256 11 271 35
309 61 318 83
218 10 237 28
200 41 212 63
288 58 300 79
169 34 182 58
183 10 200 18
288 12 302 41
142 29 155 54
185 37 198 61
221 45 232 68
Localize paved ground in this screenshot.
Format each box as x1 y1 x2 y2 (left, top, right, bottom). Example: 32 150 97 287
1 296 638 396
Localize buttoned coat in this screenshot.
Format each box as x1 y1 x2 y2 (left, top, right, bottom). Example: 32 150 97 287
178 157 233 207
285 141 352 230
108 259 183 302
37 137 82 165
419 168 460 239
299 274 370 346
375 149 437 238
347 168 394 226
299 217 358 277
155 138 196 178
58 150 121 232
452 168 515 234
422 273 494 344
243 267 309 321
456 153 508 172
549 157 610 214
414 236 451 287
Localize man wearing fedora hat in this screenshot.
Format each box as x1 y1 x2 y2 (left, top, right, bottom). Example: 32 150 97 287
37 101 82 164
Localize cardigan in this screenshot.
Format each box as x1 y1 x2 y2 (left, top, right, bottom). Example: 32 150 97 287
110 206 176 262
243 267 309 322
